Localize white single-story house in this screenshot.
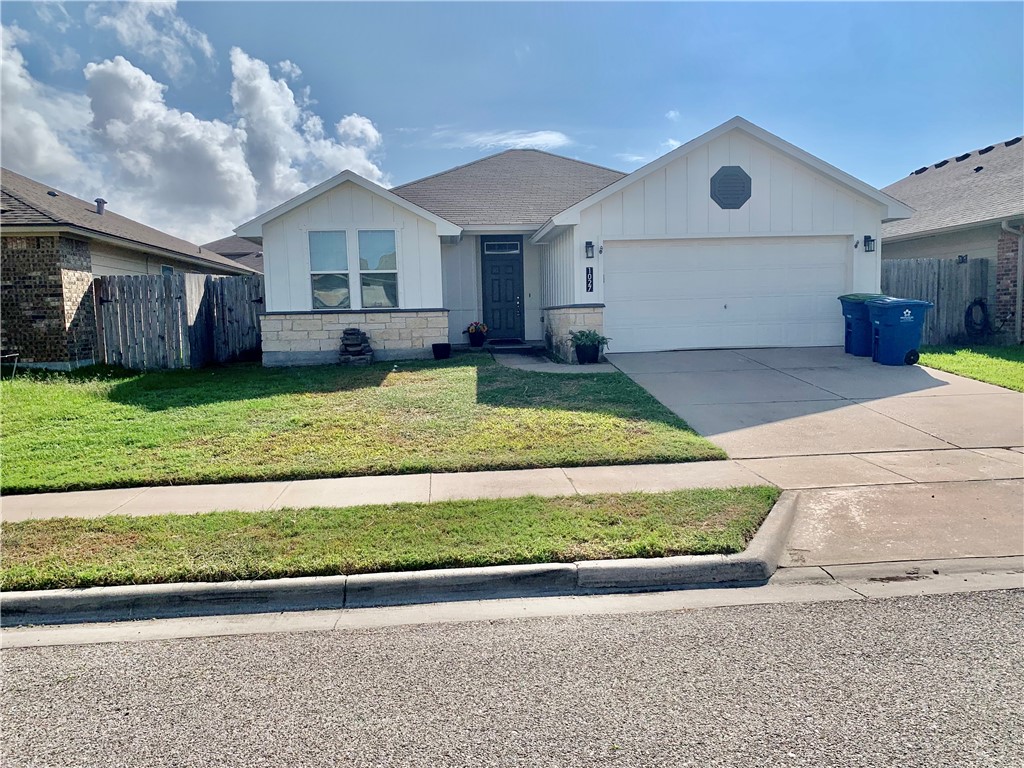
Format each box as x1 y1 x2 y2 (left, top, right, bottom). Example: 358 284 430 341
234 116 913 365
881 137 1023 344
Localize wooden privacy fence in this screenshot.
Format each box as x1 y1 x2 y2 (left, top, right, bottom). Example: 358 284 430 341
881 258 990 345
94 274 264 369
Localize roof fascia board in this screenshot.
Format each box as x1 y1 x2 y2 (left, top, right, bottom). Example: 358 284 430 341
882 214 1024 243
1 225 255 274
234 170 462 237
550 117 913 225
461 225 539 233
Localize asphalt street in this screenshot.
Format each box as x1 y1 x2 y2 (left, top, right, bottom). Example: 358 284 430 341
3 590 1022 768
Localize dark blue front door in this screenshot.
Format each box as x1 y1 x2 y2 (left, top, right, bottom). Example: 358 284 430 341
481 236 525 341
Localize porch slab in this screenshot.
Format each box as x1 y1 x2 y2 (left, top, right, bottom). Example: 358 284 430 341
858 448 1024 483
738 454 913 490
562 461 765 494
626 369 841 407
607 350 765 374
678 400 951 458
855 393 1024 448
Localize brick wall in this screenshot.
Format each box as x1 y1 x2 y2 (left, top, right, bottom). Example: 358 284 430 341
1 235 97 368
542 304 605 363
261 310 449 366
996 229 1021 339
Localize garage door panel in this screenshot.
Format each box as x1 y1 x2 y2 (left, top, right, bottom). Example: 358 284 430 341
603 236 850 352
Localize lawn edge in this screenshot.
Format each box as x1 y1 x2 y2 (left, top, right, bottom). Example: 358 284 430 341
0 492 799 627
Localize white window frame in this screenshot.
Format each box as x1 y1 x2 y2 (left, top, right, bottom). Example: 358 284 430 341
356 229 400 310
483 240 521 255
308 229 351 310
307 228 401 310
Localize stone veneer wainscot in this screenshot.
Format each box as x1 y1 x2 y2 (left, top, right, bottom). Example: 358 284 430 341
260 310 449 366
542 304 605 364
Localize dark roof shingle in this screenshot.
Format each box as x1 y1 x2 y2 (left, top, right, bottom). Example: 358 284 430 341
881 137 1024 239
203 235 264 273
390 149 625 228
0 168 256 273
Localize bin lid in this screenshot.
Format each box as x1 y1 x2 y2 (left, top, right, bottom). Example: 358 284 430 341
838 293 887 303
865 296 934 308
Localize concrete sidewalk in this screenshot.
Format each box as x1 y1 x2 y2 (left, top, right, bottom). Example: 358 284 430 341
2 447 1021 522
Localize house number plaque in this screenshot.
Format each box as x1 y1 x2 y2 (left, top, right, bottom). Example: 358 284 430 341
586 267 594 293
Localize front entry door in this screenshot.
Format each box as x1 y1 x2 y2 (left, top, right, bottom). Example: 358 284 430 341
481 236 525 341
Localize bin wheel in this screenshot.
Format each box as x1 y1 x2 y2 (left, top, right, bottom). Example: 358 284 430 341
905 349 920 366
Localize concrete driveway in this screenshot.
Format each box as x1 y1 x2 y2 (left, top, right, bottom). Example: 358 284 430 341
609 346 1024 459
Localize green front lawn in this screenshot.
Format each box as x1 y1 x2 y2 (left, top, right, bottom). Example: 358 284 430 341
0 354 723 494
0 487 779 590
920 345 1024 392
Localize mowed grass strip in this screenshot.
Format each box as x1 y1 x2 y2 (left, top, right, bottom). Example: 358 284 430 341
919 345 1024 392
0 487 780 591
0 354 724 494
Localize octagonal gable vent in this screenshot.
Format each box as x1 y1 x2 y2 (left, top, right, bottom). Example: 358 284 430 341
710 166 751 210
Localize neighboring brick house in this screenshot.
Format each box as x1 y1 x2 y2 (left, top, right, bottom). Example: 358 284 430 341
202 234 264 273
881 137 1024 344
1 168 257 370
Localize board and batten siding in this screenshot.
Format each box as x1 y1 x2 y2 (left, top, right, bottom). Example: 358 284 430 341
575 129 886 304
263 180 443 313
540 227 575 308
443 233 544 343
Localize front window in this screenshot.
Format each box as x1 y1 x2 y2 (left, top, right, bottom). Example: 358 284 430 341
309 231 349 309
358 230 398 308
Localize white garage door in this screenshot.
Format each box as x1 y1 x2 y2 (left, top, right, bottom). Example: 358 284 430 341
603 236 851 353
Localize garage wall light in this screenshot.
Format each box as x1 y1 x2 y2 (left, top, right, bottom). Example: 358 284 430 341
863 235 876 253
585 241 595 258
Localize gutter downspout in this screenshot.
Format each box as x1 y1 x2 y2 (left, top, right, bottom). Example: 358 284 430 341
1001 221 1024 344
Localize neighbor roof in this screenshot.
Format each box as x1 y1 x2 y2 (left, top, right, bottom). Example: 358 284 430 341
0 168 256 274
881 137 1023 240
203 234 264 273
391 149 626 228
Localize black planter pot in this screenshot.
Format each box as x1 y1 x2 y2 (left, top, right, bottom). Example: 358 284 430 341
468 332 486 348
432 343 452 360
575 343 601 364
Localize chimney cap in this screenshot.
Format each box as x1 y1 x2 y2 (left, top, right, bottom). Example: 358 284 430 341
94 198 108 204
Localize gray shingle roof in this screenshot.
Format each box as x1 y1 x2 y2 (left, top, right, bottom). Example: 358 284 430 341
202 235 264 273
390 149 626 228
881 137 1023 239
0 168 257 274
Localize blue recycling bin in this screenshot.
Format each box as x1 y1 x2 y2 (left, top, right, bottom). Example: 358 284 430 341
865 297 934 366
838 294 886 356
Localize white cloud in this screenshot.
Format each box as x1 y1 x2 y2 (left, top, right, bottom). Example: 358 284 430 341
49 44 80 72
87 1 214 81
229 47 386 204
615 153 648 164
0 25 93 187
437 129 573 151
0 27 388 245
663 138 682 151
277 60 302 80
666 109 680 122
35 1 73 33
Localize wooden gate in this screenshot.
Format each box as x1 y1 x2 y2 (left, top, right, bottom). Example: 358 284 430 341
881 258 990 345
94 274 264 369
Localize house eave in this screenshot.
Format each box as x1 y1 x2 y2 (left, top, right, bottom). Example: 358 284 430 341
0 224 257 274
882 213 1024 244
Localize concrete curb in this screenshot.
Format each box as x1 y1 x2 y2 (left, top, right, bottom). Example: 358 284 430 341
0 492 800 627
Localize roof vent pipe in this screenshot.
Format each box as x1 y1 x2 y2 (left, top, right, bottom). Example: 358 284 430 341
95 198 107 215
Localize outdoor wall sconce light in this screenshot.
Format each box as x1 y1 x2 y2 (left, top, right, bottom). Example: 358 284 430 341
585 241 595 258
863 235 876 253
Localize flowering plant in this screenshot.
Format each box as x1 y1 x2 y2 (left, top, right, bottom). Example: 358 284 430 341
465 321 488 335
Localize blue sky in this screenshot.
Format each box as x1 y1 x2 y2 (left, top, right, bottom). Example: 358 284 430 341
2 1 1022 243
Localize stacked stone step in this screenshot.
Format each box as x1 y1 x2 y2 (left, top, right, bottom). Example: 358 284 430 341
339 327 374 365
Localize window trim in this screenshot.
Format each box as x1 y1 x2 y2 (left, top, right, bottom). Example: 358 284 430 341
160 265 174 276
308 229 351 310
356 229 400 310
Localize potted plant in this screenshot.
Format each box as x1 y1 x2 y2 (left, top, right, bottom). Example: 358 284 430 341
569 329 610 364
465 321 488 348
